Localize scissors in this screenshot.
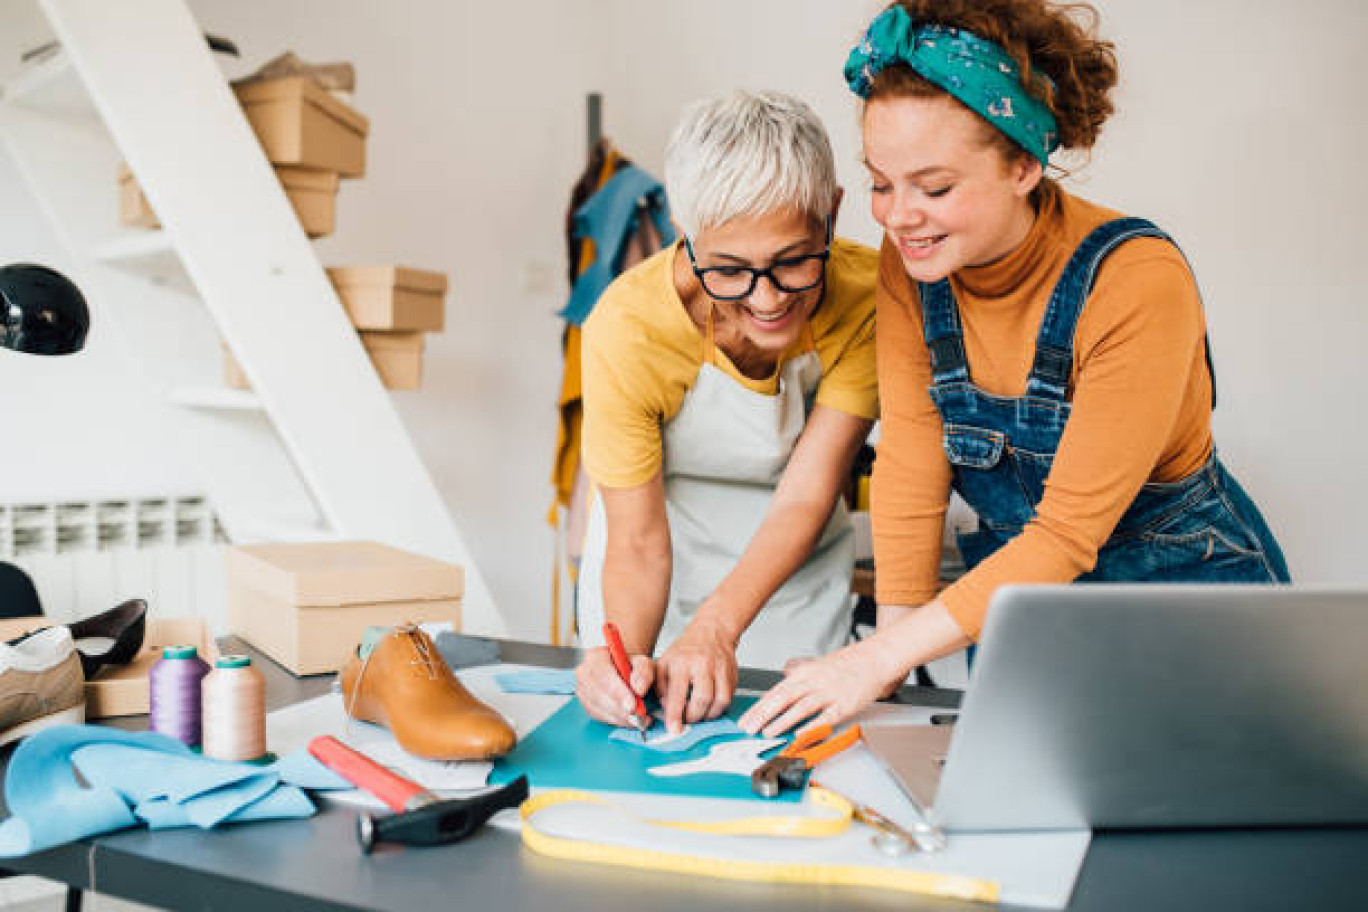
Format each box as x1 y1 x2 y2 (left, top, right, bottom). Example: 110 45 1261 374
750 724 862 798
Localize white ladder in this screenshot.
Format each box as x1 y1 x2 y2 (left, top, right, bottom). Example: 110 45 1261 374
0 0 503 634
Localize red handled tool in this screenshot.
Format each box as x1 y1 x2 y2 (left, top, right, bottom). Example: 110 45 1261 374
602 622 651 730
751 724 863 798
308 735 528 853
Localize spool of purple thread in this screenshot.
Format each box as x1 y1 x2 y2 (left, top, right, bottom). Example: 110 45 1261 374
149 645 211 747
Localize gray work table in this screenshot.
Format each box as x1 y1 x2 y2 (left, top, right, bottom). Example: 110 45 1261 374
2 637 1366 911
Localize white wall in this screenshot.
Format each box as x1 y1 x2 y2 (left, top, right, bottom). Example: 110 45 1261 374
1 0 1364 642
0 7 205 503
597 0 888 246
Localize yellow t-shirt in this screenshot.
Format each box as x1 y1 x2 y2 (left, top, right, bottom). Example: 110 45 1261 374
583 238 879 489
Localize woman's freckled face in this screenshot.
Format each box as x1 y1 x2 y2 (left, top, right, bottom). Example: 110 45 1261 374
864 95 1040 282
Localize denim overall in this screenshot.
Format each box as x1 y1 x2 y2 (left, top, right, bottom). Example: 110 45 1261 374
920 217 1290 599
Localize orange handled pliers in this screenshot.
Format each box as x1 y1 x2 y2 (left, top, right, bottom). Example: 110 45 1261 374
750 724 863 798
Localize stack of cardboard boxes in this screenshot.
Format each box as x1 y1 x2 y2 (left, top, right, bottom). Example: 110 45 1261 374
117 71 364 237
116 59 447 391
118 160 341 238
326 266 447 390
106 58 468 680
220 263 447 391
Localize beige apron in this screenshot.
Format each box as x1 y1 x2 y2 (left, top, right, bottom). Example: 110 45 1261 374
578 322 854 670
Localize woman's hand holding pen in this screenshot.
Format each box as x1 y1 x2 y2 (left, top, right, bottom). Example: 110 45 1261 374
575 647 655 729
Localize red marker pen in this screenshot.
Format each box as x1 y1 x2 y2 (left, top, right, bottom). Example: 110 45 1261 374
602 622 650 730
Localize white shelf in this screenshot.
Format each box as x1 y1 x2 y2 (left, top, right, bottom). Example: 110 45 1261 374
168 386 265 411
0 50 95 120
92 230 191 288
93 229 173 262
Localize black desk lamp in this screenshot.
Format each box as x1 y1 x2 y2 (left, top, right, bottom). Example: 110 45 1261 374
0 263 89 356
0 263 90 618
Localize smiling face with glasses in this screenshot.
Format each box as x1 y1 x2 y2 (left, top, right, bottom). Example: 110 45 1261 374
677 208 834 376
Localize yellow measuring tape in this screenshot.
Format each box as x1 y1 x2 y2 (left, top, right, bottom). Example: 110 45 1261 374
519 788 1000 903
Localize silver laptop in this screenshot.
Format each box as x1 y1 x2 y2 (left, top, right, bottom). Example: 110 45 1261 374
862 585 1368 831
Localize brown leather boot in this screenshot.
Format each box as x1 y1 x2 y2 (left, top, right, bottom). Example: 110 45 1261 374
339 625 516 760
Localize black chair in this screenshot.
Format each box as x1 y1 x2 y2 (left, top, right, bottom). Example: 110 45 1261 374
0 562 42 621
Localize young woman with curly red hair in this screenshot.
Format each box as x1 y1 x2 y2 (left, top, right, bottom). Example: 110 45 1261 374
743 0 1289 736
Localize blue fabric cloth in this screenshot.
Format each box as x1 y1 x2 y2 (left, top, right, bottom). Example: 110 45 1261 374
559 165 676 326
608 716 745 753
495 669 577 695
434 631 501 670
918 217 1291 591
845 6 1059 166
0 725 352 857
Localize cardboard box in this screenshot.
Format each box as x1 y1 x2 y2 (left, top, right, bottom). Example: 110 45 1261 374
277 165 341 237
222 341 250 390
117 162 161 229
0 616 218 719
119 162 340 238
360 330 425 390
234 76 370 178
87 618 220 718
226 541 462 675
327 266 447 332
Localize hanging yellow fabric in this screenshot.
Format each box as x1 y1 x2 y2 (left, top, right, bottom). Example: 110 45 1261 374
551 146 619 522
549 323 587 521
549 146 622 645
518 788 1000 903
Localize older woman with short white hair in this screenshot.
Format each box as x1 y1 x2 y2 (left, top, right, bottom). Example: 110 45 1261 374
574 90 879 734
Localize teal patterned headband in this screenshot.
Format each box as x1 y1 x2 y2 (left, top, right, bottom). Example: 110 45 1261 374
845 6 1059 166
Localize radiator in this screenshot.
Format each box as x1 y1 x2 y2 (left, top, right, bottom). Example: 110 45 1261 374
1 496 229 634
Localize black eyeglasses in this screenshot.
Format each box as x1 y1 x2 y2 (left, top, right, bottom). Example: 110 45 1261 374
684 221 833 302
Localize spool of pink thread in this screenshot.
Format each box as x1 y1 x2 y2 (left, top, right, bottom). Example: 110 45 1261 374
201 655 267 763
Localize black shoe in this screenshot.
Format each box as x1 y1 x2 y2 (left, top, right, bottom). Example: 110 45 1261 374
68 599 148 679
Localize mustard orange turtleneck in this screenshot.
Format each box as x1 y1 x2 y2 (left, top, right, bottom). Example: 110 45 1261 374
872 181 1214 638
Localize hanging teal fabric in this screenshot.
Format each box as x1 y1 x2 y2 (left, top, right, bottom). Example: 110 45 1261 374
559 165 676 326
